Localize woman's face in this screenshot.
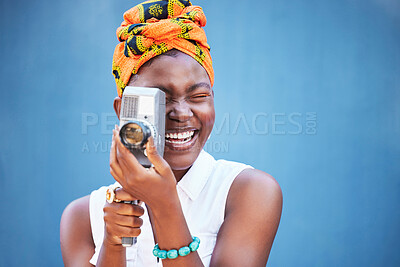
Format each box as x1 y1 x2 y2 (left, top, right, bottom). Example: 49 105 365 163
128 51 215 174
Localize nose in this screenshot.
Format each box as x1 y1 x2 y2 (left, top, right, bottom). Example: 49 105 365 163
167 100 193 122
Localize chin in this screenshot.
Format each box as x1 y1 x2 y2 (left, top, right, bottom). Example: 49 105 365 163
163 129 208 170
163 143 203 172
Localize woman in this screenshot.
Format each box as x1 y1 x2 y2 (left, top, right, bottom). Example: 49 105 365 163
60 1 282 266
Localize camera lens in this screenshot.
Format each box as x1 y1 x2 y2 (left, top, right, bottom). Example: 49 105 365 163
120 121 152 149
124 123 143 145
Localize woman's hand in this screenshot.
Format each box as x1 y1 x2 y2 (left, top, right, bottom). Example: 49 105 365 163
109 126 178 210
102 188 144 246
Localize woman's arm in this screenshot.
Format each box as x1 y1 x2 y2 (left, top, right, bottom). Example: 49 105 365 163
60 191 143 267
210 169 283 267
60 196 95 267
145 192 205 267
110 129 205 267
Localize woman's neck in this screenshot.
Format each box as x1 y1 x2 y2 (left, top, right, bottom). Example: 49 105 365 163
172 168 190 183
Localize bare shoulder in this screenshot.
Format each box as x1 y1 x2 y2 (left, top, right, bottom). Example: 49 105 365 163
210 168 282 267
61 195 91 225
60 195 95 266
227 168 283 215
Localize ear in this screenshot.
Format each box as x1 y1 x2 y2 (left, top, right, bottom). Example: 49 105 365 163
113 97 122 120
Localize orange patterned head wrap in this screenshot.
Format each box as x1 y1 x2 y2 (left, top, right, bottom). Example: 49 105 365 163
112 0 214 97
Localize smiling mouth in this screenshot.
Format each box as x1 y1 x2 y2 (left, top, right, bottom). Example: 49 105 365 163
165 129 198 151
165 130 195 144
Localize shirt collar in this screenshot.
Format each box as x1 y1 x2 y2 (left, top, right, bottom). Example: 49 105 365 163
177 150 215 201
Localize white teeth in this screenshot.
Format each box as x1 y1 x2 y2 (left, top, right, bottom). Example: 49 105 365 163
166 139 191 145
166 131 195 140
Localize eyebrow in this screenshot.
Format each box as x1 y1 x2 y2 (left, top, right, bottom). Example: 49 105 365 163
153 82 211 95
187 82 211 93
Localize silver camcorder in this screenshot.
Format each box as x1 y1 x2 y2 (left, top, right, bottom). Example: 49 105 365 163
119 86 166 167
118 86 165 246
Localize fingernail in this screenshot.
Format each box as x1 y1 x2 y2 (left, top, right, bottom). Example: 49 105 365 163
149 137 155 149
114 124 118 130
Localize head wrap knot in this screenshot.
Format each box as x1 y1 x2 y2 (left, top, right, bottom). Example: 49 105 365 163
112 0 214 97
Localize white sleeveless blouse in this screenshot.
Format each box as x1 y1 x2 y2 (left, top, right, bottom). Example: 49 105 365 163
89 150 252 266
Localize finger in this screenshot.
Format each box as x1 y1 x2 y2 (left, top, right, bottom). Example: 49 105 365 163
105 223 141 238
110 129 123 180
114 188 139 202
104 210 143 227
114 130 144 174
117 226 141 238
146 137 172 177
104 202 145 216
115 214 143 228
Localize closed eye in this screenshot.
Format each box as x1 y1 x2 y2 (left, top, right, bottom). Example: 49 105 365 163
192 93 211 98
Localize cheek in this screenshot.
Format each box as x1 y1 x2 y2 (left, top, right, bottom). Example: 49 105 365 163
199 104 215 132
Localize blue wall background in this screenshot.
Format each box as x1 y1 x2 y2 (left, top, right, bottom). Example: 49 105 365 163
0 0 399 266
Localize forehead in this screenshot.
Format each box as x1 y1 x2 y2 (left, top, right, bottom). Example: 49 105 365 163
129 51 211 94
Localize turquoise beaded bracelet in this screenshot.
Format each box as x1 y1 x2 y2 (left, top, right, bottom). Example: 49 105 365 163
153 236 200 260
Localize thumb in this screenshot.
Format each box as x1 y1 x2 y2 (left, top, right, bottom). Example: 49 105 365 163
146 137 171 177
